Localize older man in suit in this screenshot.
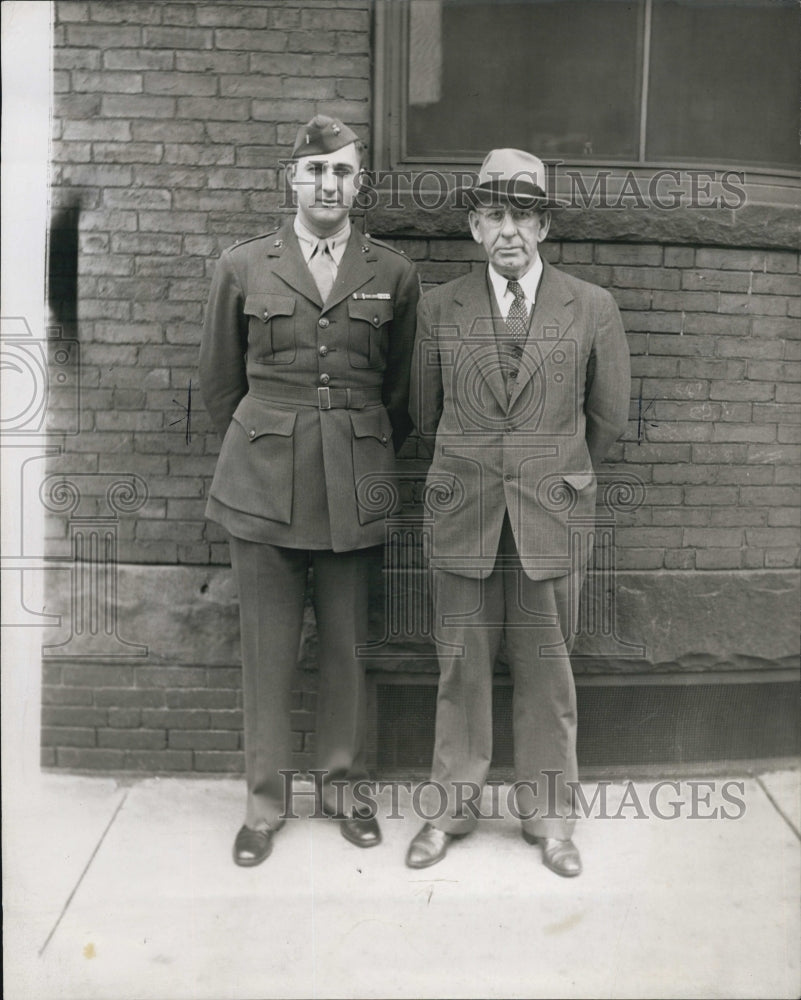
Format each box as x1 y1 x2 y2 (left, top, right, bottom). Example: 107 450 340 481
406 149 630 876
200 116 419 866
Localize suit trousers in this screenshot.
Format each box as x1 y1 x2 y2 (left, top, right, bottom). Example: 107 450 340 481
428 515 581 839
229 535 376 831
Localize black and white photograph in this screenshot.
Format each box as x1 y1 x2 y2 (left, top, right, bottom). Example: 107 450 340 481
2 1 799 997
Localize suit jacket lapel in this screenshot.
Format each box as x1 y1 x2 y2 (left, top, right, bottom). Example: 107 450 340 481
453 267 508 413
508 260 575 410
268 222 323 307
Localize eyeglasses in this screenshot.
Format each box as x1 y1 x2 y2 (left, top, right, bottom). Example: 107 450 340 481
476 207 542 227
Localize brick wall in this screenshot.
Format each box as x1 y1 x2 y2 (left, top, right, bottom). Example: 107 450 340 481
49 0 371 566
403 238 801 572
42 659 321 773
43 0 800 773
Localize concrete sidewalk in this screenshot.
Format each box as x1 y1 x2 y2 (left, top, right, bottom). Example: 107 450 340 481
3 768 799 1000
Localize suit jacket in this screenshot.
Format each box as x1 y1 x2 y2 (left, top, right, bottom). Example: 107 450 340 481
200 220 420 551
409 259 631 580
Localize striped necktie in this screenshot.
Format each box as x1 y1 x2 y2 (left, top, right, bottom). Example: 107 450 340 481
308 239 337 301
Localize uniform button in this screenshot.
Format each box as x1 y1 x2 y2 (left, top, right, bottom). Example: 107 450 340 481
504 473 513 482
372 315 380 325
319 373 330 385
381 434 388 443
319 345 328 357
509 370 518 380
249 429 256 439
318 317 330 328
263 311 269 320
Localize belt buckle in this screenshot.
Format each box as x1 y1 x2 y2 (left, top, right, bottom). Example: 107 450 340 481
317 386 331 409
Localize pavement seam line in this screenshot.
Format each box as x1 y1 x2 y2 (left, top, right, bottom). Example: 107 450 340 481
754 774 801 842
37 787 130 957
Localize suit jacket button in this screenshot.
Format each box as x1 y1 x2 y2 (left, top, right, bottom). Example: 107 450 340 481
319 373 330 385
319 317 330 328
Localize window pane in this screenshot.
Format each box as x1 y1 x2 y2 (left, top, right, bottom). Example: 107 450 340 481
406 0 644 161
647 0 801 169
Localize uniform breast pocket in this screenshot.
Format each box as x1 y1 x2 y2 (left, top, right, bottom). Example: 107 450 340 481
244 293 297 365
347 299 393 369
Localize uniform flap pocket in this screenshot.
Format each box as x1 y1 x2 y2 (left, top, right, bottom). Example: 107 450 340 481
563 472 595 491
350 407 392 445
232 397 297 440
348 298 394 327
243 293 296 321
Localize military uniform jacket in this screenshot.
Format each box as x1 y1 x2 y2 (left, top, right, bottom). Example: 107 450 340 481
200 220 420 551
409 260 631 581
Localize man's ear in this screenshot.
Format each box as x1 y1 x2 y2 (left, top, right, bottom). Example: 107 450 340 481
468 210 483 245
537 210 552 243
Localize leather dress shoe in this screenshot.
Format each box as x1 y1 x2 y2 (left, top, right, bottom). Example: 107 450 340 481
406 822 453 869
340 808 382 848
233 824 274 867
523 831 582 877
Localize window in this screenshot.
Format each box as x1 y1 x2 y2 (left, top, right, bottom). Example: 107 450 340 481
377 0 800 173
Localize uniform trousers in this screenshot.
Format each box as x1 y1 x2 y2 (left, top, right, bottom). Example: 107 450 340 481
229 535 377 831
428 515 581 839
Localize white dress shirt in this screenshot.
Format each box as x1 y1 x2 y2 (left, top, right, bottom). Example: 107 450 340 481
487 254 543 320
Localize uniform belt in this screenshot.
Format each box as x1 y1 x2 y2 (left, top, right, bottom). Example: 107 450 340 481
248 385 383 410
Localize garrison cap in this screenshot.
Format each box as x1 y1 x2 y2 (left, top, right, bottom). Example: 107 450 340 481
290 115 359 159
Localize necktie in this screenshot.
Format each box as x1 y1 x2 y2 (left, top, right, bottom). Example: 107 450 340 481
505 279 528 339
308 239 337 302
501 279 528 398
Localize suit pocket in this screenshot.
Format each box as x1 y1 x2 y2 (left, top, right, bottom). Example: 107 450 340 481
561 472 597 522
244 293 296 365
347 299 393 369
350 406 395 524
211 397 297 524
562 472 595 492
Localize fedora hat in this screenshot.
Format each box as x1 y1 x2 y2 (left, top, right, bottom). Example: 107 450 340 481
458 148 566 209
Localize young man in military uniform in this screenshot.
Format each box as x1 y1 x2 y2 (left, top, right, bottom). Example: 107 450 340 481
200 116 420 866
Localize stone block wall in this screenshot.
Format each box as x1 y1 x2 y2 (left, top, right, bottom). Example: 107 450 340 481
42 0 800 772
